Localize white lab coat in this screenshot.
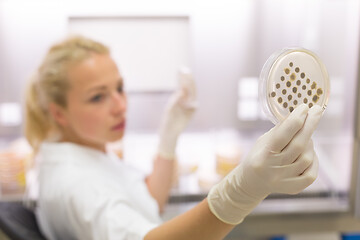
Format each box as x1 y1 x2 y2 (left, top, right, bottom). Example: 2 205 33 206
35 142 161 240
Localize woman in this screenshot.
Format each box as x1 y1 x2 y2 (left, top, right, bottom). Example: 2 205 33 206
25 36 322 240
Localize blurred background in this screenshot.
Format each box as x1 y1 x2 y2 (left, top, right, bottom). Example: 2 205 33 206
0 0 360 239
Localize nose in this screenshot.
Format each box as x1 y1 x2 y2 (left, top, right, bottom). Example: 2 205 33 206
111 91 127 116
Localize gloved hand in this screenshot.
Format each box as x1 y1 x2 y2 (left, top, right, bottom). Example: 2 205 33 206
157 67 198 160
208 104 323 225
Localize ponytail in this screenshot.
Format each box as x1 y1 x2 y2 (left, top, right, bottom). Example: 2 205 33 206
24 75 53 152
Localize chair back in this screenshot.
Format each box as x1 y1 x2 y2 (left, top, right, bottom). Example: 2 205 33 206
0 202 46 240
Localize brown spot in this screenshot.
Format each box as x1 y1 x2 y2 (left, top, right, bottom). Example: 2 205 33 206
290 73 296 80
283 102 288 108
292 87 297 93
288 95 292 101
295 67 300 73
282 89 287 95
293 100 298 105
297 93 302 98
303 98 308 104
307 90 312 96
286 81 291 87
289 106 294 112
285 68 290 74
289 62 293 67
281 76 285 81
302 85 306 90
296 80 301 86
271 92 276 97
317 88 323 95
312 95 319 103
306 78 310 84
311 82 317 89
276 83 280 89
309 103 313 108
278 97 283 103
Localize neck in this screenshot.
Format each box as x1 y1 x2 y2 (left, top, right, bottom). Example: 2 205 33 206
60 129 106 153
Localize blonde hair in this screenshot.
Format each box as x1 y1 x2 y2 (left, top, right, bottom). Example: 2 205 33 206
24 36 109 151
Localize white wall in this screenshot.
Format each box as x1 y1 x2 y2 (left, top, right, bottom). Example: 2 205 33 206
0 1 68 135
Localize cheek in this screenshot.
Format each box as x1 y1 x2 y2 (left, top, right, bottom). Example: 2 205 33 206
70 107 108 136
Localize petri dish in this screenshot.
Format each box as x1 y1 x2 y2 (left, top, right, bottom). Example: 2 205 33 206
259 47 330 124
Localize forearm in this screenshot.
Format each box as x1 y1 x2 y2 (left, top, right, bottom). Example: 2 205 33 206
151 67 196 211
146 155 175 212
144 198 235 240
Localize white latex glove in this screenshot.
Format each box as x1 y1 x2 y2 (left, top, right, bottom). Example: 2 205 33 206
208 104 323 225
157 67 198 160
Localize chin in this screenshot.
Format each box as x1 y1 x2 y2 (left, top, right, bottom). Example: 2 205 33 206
108 131 125 142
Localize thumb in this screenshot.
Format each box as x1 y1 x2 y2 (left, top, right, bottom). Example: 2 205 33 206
178 67 196 101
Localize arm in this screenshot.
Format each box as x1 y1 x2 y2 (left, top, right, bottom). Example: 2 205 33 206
145 199 234 240
146 67 197 211
147 104 323 239
145 156 175 212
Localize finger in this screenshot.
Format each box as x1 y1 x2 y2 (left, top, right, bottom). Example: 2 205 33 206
176 88 198 110
277 154 319 195
182 101 199 110
178 67 196 101
300 151 319 177
168 90 185 109
279 141 314 177
267 104 309 153
273 137 313 166
280 105 323 163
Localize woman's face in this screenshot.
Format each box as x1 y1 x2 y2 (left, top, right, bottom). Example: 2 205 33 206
57 54 127 150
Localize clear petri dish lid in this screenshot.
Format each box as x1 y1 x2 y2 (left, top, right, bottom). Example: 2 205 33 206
259 47 330 124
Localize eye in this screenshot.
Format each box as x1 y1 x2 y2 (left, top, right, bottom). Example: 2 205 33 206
90 94 104 103
117 85 124 93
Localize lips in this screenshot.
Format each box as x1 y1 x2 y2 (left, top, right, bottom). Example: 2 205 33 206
112 120 126 131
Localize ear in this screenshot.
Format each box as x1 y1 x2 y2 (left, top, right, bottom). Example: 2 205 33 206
48 103 69 127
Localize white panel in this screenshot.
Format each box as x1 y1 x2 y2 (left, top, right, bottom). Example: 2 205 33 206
0 103 21 127
237 99 258 121
68 17 191 92
238 77 258 98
